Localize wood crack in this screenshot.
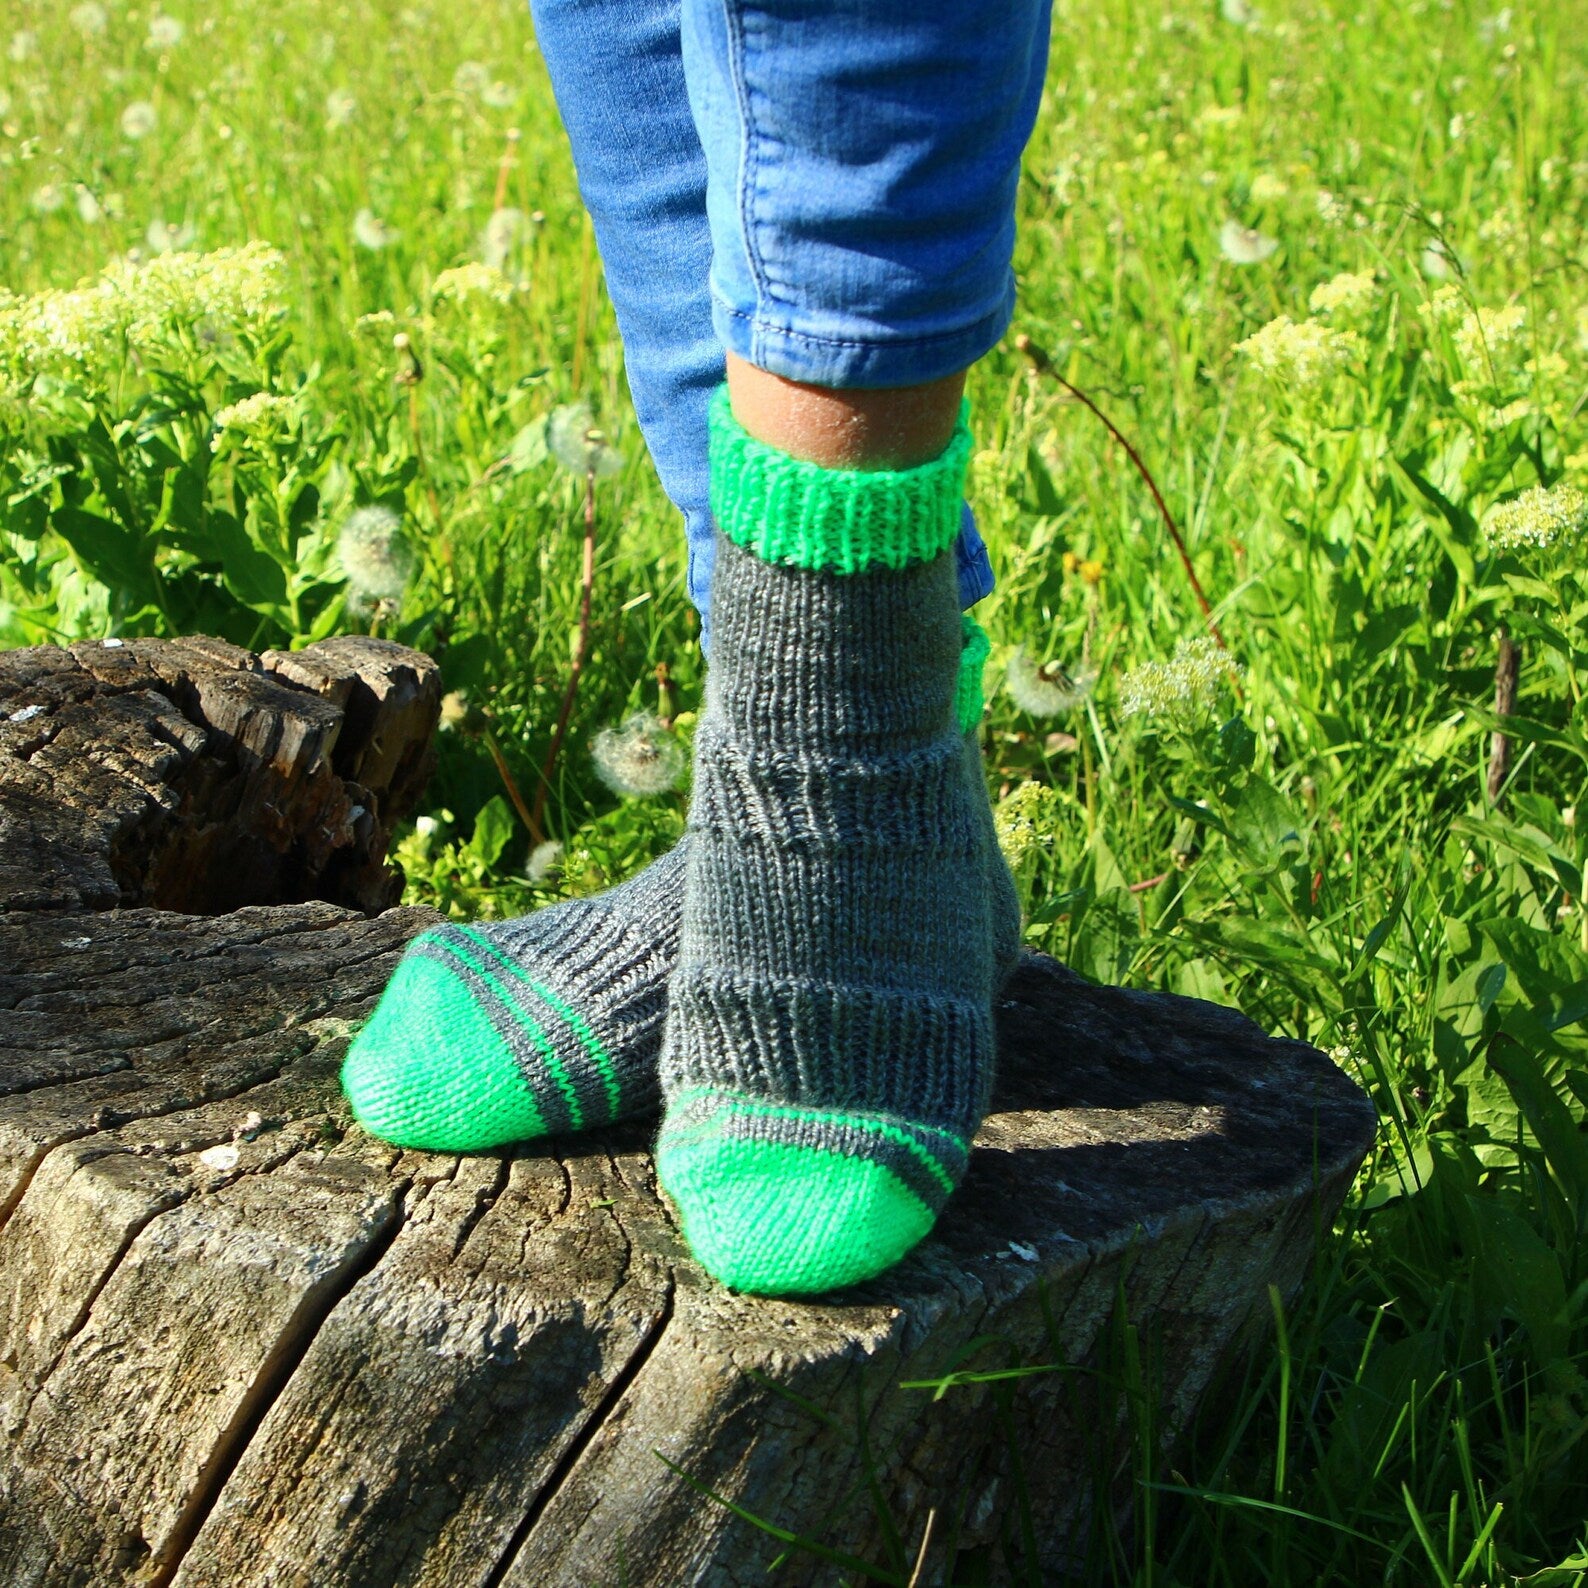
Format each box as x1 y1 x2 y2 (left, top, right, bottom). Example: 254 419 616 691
147 1177 411 1588
484 1266 678 1588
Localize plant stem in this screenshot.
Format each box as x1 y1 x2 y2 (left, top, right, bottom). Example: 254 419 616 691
531 466 597 842
1486 625 1519 807
1015 333 1227 653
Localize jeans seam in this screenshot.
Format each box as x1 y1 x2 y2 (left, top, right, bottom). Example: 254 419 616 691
721 0 771 361
713 295 1012 354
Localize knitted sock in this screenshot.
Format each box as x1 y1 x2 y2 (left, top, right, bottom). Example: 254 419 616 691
339 844 684 1150
337 623 1018 1155
656 389 996 1295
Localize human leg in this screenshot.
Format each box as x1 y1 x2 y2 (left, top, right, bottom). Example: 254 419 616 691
339 0 1037 1155
655 0 1049 1291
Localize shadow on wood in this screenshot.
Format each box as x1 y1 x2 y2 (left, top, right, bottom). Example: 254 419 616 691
0 637 1377 1587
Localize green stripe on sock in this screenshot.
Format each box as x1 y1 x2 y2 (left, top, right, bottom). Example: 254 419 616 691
957 617 991 734
430 934 585 1132
455 924 623 1120
707 385 971 576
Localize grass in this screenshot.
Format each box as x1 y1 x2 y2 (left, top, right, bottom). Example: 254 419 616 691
3 0 1588 1579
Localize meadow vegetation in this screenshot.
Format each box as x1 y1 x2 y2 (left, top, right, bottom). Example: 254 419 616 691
1 0 1586 1579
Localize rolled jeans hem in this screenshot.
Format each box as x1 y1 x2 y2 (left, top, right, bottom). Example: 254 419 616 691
711 293 1014 391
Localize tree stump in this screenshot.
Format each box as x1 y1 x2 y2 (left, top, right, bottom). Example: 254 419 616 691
0 638 1377 1588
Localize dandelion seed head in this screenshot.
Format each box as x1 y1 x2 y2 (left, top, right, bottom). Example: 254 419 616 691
353 208 399 251
1005 648 1097 717
1421 240 1454 279
1219 0 1259 28
1308 270 1376 318
1483 484 1587 553
452 60 490 95
120 100 158 139
337 505 413 601
75 186 104 224
70 3 108 35
1119 636 1237 724
145 216 195 253
324 89 357 130
1235 315 1360 384
1218 219 1278 265
146 14 184 48
591 711 684 798
31 184 65 216
481 206 525 270
547 401 623 478
481 80 516 109
526 840 563 883
8 29 38 62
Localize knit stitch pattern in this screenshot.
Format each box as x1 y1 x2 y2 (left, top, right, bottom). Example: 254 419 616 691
657 474 998 1296
339 625 1017 1158
708 386 971 576
340 842 683 1150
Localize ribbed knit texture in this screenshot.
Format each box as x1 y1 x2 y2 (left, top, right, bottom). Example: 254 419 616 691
961 618 1024 989
340 843 684 1150
338 625 1018 1158
657 411 998 1295
708 385 971 576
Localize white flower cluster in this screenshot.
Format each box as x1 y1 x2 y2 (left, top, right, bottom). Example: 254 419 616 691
1308 270 1376 319
211 392 296 450
1420 286 1528 371
1235 315 1361 385
1119 635 1238 724
591 710 684 797
0 243 287 388
431 262 520 308
1483 484 1587 553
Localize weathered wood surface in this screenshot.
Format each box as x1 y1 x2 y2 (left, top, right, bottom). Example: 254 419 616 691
0 634 439 916
0 637 1378 1587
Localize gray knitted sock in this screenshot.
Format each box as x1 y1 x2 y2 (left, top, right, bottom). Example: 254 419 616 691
657 521 997 1294
341 843 683 1149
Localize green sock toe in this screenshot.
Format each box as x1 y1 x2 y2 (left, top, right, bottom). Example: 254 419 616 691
656 1094 961 1295
341 944 548 1151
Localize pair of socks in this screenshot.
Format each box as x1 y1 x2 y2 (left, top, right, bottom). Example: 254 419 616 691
341 390 1019 1294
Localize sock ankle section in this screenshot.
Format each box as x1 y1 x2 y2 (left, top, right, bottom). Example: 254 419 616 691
707 385 971 577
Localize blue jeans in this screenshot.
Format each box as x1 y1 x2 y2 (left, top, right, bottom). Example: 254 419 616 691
528 0 1051 647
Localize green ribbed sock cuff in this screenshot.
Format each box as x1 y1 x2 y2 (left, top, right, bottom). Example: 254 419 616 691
707 385 972 576
956 617 991 734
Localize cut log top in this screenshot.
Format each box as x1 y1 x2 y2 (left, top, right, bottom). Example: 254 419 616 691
0 632 440 915
0 636 1377 1588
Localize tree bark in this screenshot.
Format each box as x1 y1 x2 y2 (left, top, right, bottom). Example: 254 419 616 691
0 637 1377 1587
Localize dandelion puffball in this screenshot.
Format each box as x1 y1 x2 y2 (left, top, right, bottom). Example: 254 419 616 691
337 506 413 602
120 101 158 140
1005 648 1097 717
591 711 685 798
352 208 399 251
1218 220 1279 265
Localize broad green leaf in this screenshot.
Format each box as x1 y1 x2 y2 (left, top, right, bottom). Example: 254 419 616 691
1487 1034 1588 1216
466 795 515 869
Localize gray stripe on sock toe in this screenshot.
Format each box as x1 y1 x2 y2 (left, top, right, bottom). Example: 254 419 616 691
412 935 578 1136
